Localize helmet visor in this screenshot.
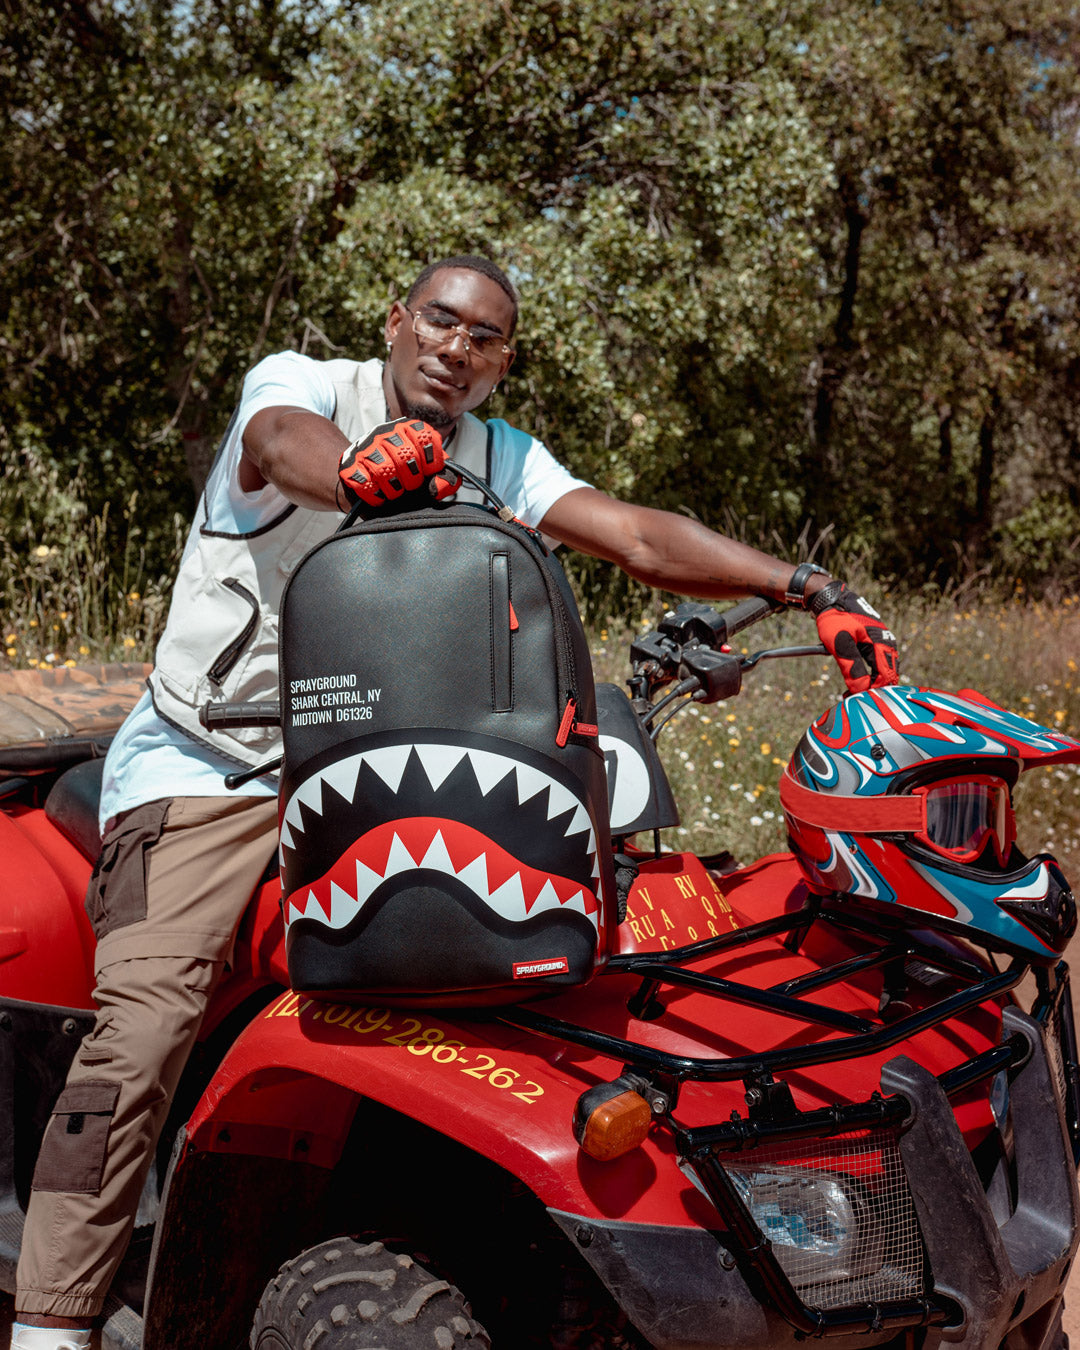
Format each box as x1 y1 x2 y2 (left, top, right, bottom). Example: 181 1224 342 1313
913 776 1014 865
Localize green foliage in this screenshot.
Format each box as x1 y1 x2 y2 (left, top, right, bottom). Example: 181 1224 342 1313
996 494 1080 590
1 0 1078 600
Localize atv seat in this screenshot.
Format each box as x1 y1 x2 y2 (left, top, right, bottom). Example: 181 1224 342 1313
46 756 106 861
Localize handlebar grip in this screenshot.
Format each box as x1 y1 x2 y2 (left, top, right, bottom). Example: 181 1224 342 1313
200 702 282 729
719 596 782 644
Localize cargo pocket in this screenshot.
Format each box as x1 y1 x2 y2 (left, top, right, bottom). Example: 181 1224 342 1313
84 800 170 939
32 1081 121 1194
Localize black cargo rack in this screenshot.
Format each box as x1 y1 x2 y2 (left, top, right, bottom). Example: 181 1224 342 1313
496 900 1038 1101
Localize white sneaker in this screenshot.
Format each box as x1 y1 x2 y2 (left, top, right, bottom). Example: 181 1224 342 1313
10 1324 92 1350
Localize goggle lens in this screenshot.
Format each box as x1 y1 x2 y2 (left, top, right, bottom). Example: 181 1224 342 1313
918 779 1013 864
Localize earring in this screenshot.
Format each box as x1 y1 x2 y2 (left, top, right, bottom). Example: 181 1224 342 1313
386 341 392 352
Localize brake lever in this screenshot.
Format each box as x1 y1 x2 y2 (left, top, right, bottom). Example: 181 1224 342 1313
739 643 827 672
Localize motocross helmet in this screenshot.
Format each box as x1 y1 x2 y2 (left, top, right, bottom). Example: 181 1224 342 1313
780 686 1079 962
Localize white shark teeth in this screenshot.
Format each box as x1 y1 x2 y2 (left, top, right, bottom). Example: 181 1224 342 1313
362 744 411 794
487 872 527 921
415 744 468 792
282 742 591 847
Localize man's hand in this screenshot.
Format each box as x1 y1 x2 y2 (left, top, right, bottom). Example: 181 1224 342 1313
810 582 900 693
337 418 458 514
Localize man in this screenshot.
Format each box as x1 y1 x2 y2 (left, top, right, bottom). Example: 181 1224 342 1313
11 254 898 1349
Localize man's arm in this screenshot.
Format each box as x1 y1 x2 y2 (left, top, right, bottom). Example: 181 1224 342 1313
240 406 348 510
540 487 899 692
539 487 824 604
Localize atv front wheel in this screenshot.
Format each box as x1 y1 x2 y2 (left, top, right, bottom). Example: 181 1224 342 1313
251 1238 491 1349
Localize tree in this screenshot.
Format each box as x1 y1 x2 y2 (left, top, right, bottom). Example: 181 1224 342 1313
2 0 1078 601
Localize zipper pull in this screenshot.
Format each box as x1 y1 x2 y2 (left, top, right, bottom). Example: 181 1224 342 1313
556 696 599 747
509 600 519 632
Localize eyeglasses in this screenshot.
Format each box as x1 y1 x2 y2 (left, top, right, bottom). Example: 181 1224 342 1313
406 304 513 368
911 775 1015 866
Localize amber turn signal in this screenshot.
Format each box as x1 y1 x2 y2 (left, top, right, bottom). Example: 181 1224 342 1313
573 1082 653 1161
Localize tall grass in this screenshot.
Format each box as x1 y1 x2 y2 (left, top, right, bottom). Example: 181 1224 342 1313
0 445 184 668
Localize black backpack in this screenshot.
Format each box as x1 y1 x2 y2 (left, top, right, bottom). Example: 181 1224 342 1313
277 475 617 1006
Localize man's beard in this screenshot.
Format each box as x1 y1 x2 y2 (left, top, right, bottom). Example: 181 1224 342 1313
403 397 454 431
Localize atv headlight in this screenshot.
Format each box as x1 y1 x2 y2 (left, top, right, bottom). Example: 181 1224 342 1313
696 1133 927 1312
726 1164 880 1284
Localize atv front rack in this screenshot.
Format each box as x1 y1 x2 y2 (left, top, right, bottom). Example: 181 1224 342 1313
497 900 1055 1106
496 902 1080 1340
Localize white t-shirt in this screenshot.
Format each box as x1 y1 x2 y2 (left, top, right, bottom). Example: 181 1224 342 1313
100 352 588 829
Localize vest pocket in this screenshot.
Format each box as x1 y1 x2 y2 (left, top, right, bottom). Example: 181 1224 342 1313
207 578 260 686
490 552 513 712
32 1081 121 1194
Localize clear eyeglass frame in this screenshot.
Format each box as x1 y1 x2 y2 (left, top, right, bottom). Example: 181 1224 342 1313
406 304 513 368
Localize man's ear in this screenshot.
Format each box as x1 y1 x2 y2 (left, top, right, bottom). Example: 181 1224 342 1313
497 347 516 382
385 301 408 347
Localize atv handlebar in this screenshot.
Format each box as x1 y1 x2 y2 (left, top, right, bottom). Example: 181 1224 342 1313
716 595 782 641
629 596 828 718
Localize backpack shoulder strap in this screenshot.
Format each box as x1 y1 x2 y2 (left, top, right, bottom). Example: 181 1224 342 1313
450 415 491 505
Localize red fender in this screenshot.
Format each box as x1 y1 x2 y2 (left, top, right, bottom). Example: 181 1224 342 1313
0 809 95 1007
178 988 708 1227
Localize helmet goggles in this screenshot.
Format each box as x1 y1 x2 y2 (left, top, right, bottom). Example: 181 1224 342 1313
911 775 1015 867
779 767 1016 868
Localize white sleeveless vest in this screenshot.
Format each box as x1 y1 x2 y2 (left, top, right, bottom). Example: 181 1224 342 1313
147 358 491 769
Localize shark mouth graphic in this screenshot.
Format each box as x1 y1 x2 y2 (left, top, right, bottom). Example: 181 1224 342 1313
284 815 600 933
279 738 605 937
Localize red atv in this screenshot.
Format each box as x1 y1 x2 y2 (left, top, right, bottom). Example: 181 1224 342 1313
1 599 1078 1350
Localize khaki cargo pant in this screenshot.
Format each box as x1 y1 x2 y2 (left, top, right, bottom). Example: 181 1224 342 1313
16 793 278 1320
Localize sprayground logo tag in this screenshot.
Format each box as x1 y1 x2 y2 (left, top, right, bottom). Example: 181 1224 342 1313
513 957 570 980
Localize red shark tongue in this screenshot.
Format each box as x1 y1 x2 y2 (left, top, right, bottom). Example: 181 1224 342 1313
288 816 597 920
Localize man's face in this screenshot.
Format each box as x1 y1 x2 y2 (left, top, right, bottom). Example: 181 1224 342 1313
383 267 516 429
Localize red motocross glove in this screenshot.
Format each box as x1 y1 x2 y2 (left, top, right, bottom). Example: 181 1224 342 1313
337 418 459 515
810 581 900 693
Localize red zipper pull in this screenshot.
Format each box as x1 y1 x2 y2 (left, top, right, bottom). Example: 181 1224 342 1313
556 698 598 747
509 600 519 632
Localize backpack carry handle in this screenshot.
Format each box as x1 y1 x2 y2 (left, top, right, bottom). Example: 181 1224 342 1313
445 460 517 521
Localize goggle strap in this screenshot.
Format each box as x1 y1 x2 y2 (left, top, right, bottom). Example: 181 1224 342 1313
780 770 926 834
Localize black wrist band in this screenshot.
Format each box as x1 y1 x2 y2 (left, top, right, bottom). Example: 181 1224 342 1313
809 579 846 616
785 562 830 609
